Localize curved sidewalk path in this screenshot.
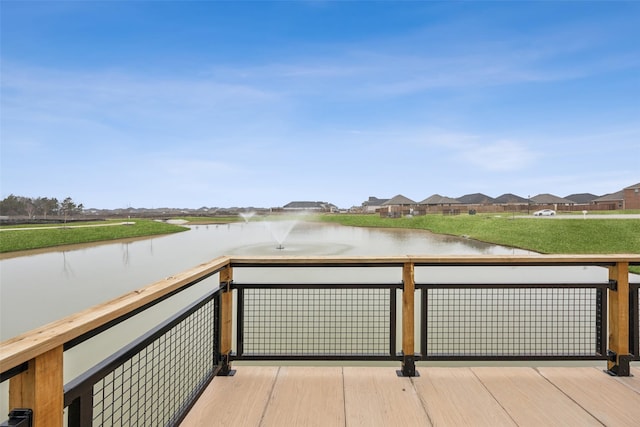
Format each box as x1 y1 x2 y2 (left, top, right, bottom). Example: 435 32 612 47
0 221 135 231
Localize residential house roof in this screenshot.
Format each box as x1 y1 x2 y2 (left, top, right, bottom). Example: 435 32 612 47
564 193 599 204
493 193 529 204
456 193 495 204
530 193 574 204
624 183 640 190
382 194 416 206
593 191 624 202
419 194 461 205
362 196 389 207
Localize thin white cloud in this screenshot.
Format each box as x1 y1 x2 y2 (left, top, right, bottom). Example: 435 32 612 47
460 140 538 172
416 131 539 172
1 63 282 122
1 62 293 158
194 16 640 100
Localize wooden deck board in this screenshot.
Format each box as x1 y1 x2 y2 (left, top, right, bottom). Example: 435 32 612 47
412 367 516 426
342 367 431 427
260 366 345 427
538 366 640 427
181 365 640 427
180 366 278 426
470 367 602 427
613 366 640 394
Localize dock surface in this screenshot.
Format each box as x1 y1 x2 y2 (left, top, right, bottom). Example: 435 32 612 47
181 365 640 426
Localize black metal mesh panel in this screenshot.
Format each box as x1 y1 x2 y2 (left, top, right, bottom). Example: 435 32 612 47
242 288 390 356
91 298 217 426
425 287 599 357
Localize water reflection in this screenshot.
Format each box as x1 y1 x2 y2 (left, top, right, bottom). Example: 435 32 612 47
61 251 75 278
121 242 130 266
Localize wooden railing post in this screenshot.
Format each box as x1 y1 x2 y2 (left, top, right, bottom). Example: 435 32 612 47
400 262 417 376
218 264 234 375
607 261 631 376
9 346 63 427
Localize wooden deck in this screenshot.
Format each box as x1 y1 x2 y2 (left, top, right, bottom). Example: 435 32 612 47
181 365 640 427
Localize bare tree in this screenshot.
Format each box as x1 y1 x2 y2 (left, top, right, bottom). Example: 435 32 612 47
60 197 77 223
23 197 36 218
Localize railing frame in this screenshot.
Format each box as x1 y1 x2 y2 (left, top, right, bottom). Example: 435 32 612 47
63 289 223 426
418 283 609 361
231 282 401 362
1 254 639 426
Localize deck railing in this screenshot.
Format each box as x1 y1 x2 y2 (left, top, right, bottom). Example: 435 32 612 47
1 255 639 427
419 284 607 359
63 289 221 426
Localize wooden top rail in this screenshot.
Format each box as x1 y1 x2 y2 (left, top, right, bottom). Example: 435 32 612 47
229 254 640 267
0 256 232 374
2 254 639 375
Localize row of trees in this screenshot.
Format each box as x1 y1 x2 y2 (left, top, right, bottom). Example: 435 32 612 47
0 195 84 219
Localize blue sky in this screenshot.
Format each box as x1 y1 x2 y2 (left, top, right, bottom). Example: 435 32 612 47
1 1 638 209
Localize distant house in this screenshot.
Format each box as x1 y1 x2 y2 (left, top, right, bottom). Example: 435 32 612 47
590 183 640 210
418 194 461 206
593 191 624 209
381 194 416 217
382 194 416 207
564 193 599 205
494 193 529 205
456 193 495 205
416 194 462 215
283 201 337 212
361 196 389 213
623 183 640 209
530 193 574 206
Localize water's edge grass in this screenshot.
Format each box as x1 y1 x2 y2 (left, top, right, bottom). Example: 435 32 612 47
315 214 640 274
2 214 638 273
0 219 188 253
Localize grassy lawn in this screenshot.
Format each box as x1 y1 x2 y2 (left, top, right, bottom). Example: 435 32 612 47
0 219 188 253
2 214 638 273
318 214 640 273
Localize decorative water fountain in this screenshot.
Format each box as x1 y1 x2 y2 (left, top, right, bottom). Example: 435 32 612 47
239 211 256 222
229 214 353 255
266 220 298 250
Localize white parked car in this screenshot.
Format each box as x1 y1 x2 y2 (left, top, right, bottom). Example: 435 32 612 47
533 209 556 216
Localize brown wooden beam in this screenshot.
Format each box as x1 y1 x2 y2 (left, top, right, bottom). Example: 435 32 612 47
219 265 234 375
401 262 416 376
9 346 63 427
220 266 233 355
608 262 631 375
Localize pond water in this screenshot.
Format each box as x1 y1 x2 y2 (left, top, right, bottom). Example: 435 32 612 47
0 221 536 340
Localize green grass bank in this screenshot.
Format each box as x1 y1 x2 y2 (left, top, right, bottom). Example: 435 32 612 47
318 214 640 274
0 219 188 253
2 214 638 273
